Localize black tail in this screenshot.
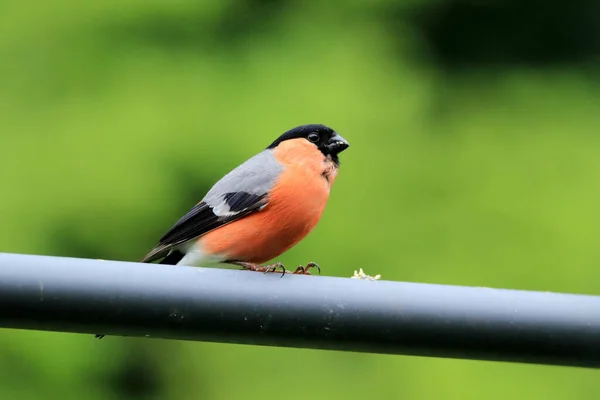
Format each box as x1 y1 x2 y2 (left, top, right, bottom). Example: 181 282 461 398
159 250 184 265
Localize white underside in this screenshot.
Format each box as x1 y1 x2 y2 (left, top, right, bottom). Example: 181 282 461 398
176 241 227 267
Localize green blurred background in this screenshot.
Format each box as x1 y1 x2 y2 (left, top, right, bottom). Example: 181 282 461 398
2 0 600 399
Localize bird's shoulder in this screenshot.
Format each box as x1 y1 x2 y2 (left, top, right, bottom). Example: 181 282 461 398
203 149 284 207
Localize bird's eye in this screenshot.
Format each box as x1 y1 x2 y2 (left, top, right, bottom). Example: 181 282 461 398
307 132 320 143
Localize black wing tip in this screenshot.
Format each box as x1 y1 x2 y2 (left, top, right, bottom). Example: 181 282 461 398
140 238 186 265
140 246 167 263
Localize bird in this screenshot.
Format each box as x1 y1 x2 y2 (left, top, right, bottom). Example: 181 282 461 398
144 123 349 273
94 124 348 339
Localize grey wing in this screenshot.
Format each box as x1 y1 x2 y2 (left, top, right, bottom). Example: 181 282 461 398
203 149 284 210
140 150 283 263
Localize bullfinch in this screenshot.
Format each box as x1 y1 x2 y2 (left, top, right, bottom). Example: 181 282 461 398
94 125 347 338
141 124 349 275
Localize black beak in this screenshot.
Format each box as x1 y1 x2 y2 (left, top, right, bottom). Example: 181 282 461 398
327 133 350 154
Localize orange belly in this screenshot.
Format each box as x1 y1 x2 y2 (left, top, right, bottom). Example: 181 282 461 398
199 138 339 264
199 165 331 263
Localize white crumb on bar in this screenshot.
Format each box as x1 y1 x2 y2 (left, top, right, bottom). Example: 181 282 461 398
351 268 381 280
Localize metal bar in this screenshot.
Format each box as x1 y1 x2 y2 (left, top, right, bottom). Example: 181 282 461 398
0 252 599 368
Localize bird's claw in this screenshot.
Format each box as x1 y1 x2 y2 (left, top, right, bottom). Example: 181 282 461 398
235 261 286 276
232 261 319 276
293 262 321 275
263 262 286 276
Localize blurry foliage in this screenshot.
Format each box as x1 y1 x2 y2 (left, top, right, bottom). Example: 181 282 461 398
407 0 600 69
113 0 290 50
1 0 600 399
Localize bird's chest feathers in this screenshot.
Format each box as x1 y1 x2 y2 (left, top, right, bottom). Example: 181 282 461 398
321 156 339 187
268 142 337 234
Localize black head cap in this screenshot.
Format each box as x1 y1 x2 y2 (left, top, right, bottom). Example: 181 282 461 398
267 124 350 165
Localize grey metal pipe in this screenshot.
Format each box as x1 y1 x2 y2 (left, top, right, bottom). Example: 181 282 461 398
0 252 599 368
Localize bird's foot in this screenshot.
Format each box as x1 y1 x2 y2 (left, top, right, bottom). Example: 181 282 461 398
292 262 321 275
95 334 105 339
232 261 286 276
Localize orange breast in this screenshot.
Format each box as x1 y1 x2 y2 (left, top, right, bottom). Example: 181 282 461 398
199 139 337 264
